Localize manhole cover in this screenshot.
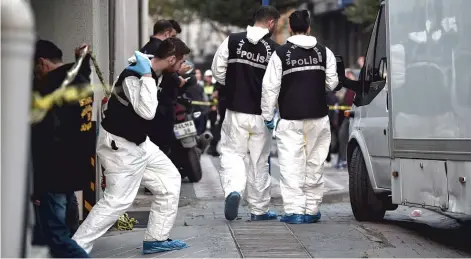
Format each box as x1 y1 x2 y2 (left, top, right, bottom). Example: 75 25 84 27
228 221 311 258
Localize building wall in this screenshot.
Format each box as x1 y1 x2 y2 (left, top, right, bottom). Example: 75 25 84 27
310 0 371 67
114 0 140 75
312 0 341 15
313 10 370 67
31 0 95 62
31 0 142 86
30 0 110 120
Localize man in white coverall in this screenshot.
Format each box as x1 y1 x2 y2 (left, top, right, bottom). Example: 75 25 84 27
212 6 281 221
72 38 191 254
261 10 338 224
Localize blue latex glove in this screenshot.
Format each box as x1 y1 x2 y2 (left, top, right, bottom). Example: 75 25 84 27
126 51 152 76
265 120 275 130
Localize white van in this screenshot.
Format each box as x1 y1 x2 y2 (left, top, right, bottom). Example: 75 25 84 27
338 0 471 221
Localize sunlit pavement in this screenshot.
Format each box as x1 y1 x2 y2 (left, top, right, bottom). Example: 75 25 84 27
91 154 471 258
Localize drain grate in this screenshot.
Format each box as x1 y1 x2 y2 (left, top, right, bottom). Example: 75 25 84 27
228 221 312 258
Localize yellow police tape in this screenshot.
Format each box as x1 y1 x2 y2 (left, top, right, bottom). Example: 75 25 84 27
31 48 352 124
190 100 352 110
115 213 138 231
328 105 352 111
31 85 352 124
31 47 111 124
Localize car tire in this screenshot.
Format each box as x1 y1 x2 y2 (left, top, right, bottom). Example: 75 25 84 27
349 146 386 221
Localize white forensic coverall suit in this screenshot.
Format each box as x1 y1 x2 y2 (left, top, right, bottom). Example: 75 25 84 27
72 73 182 253
261 35 339 215
211 26 272 215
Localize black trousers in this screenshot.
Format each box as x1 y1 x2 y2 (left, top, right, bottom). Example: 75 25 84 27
146 109 174 194
149 110 175 155
210 100 227 147
208 109 217 129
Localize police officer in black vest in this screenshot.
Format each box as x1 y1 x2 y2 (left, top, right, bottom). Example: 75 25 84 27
261 10 339 224
212 5 280 221
72 38 191 254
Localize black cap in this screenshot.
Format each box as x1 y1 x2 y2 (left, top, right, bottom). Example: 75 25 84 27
34 40 63 62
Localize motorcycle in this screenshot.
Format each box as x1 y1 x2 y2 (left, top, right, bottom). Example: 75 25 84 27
169 95 212 183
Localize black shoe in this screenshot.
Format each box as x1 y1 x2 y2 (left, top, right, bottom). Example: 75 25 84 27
207 146 220 157
224 192 241 221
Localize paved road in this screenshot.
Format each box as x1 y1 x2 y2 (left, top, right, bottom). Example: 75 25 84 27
91 154 471 258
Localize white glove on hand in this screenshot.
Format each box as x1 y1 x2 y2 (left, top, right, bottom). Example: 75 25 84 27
127 53 154 65
126 51 153 76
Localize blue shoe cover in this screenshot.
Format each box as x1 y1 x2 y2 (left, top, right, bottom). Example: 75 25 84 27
280 214 304 224
251 210 278 221
304 212 321 223
142 239 188 254
224 192 241 221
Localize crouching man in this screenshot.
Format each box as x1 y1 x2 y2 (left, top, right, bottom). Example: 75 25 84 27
72 38 191 254
261 10 338 224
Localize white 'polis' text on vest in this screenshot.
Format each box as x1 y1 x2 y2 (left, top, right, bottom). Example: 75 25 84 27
236 38 272 64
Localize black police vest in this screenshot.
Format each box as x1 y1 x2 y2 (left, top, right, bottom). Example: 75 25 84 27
101 70 158 145
225 32 279 115
276 42 328 120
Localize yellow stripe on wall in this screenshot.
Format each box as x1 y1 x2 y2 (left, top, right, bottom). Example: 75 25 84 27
84 200 93 212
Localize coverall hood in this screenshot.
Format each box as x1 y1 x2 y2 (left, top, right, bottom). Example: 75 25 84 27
246 25 270 44
287 35 318 49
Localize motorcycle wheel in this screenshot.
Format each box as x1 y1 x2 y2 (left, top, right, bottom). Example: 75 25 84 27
185 147 203 183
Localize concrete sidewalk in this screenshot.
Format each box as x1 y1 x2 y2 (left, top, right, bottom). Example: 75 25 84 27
91 154 470 257
92 201 471 258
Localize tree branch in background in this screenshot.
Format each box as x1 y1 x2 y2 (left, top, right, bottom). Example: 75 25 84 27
344 0 380 32
207 20 232 41
148 0 309 33
173 0 307 28
149 0 181 18
147 0 309 62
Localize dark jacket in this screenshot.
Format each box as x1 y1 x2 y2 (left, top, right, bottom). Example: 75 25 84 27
140 37 161 56
32 56 95 194
147 73 180 154
180 74 206 113
214 82 226 102
141 38 181 152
